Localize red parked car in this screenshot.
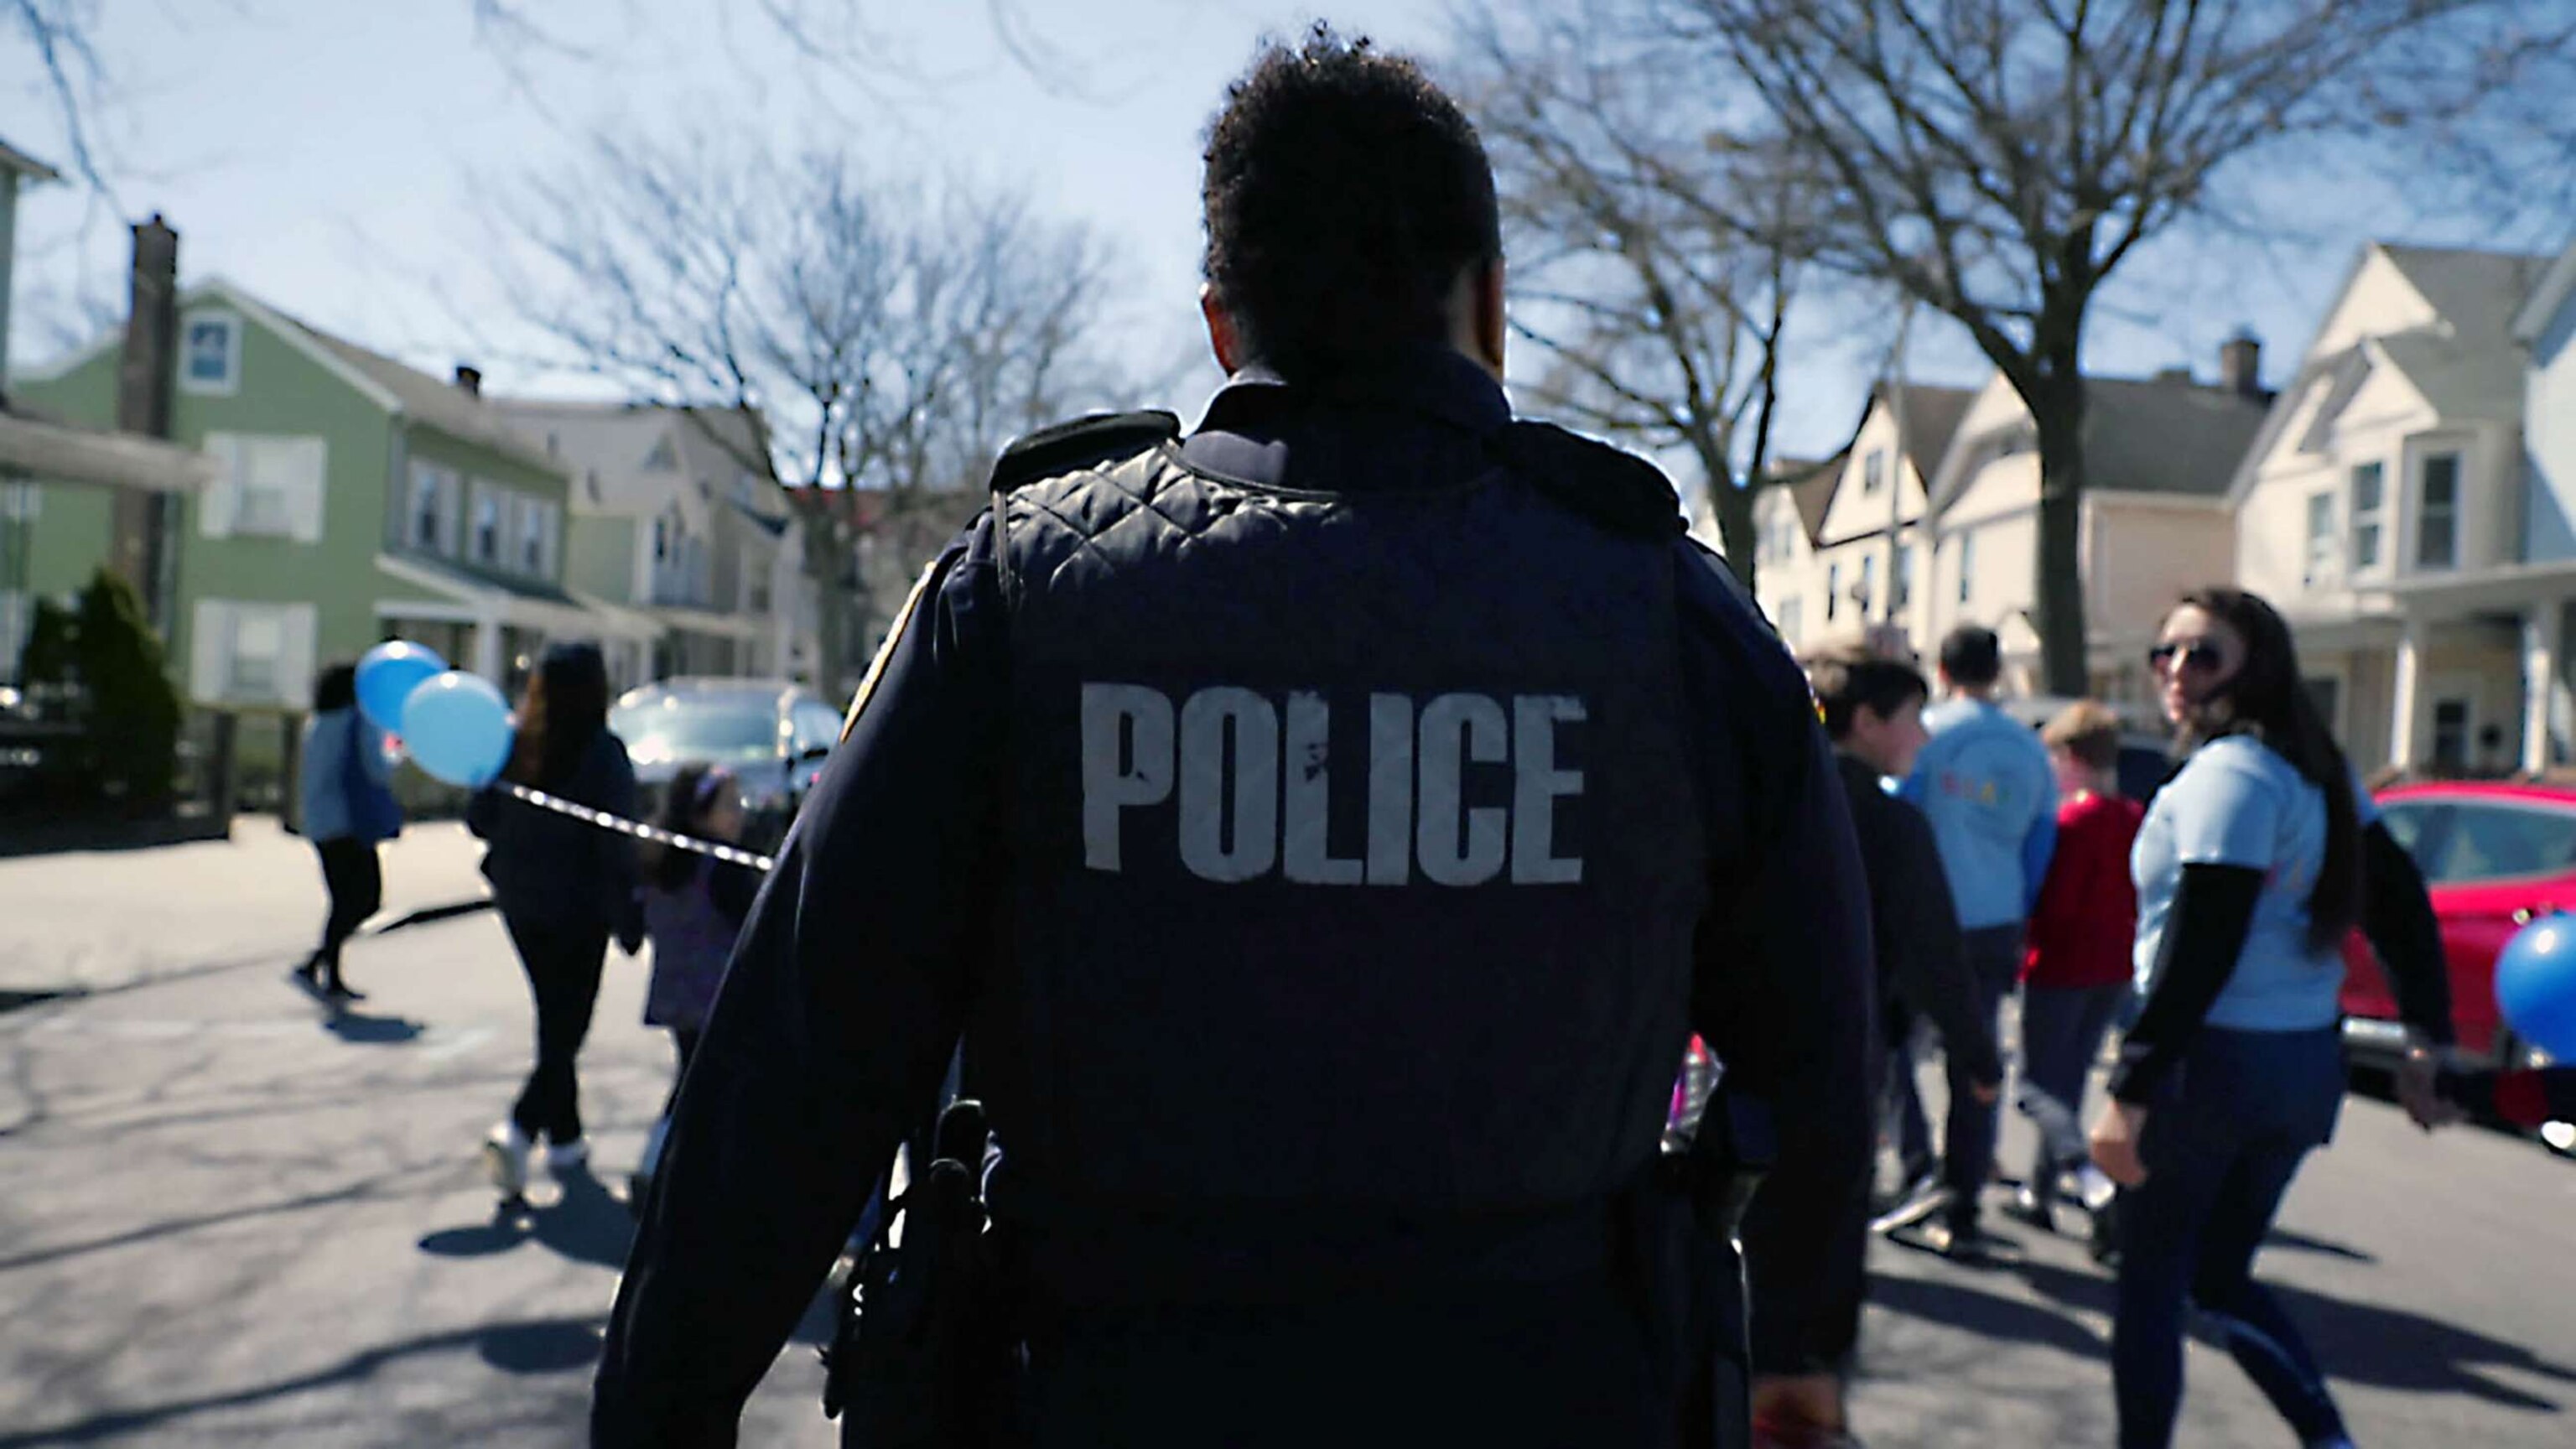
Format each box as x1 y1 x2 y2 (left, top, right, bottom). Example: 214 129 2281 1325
2341 780 2576 1072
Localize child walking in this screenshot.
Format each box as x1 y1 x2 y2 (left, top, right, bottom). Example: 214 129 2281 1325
631 765 763 1207
2011 701 2144 1256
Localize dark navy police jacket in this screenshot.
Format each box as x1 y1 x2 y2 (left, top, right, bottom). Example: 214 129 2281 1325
593 346 1874 1447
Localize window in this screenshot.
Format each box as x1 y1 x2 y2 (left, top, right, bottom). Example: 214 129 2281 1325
1862 450 1886 495
179 312 241 394
792 701 844 756
203 434 325 542
1777 596 1803 644
519 497 546 574
653 515 672 563
2350 462 2385 570
1857 553 1877 615
0 480 39 522
471 486 502 564
0 592 29 682
1893 543 1915 611
228 612 284 698
1826 563 1841 622
408 463 456 553
2418 452 2461 569
644 435 678 470
2303 491 2337 589
1957 531 1975 604
2392 802 2576 886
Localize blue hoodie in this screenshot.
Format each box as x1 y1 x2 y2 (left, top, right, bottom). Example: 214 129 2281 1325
1900 696 2058 932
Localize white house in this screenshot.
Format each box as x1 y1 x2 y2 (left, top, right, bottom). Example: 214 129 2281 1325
1745 455 1840 652
2226 243 2554 773
1803 382 1979 658
499 401 808 689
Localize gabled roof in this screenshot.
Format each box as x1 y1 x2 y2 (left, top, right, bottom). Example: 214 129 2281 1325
2515 237 2576 344
1941 373 2269 512
2372 330 2525 423
1883 382 1978 484
1764 452 1842 543
2380 245 2551 349
491 400 688 519
2078 377 2272 497
16 277 567 478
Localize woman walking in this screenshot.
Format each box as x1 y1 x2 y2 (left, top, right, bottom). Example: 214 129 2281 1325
467 641 643 1195
2092 588 2459 1449
294 662 402 1000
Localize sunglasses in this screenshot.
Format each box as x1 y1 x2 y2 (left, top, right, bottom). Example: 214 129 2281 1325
2148 641 2227 674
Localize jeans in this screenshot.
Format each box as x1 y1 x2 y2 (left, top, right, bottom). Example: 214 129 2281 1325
1883 1005 1935 1185
503 913 610 1145
312 838 382 974
2114 1026 2347 1449
1940 925 2024 1227
2017 981 2127 1205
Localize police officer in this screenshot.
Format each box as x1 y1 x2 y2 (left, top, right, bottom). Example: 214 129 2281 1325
593 27 1872 1448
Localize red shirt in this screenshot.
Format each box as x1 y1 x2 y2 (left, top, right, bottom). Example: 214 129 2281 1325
2023 790 2146 990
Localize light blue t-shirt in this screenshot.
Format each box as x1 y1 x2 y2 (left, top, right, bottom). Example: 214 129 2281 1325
2130 735 2377 1032
1901 698 2059 931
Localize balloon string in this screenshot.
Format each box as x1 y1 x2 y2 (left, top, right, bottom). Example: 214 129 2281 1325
501 783 780 874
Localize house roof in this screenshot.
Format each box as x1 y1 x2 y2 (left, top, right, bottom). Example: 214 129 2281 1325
1765 452 1843 543
2077 377 2272 497
1881 382 1978 483
258 312 566 476
495 399 786 523
2379 244 2551 349
2372 330 2526 423
0 136 61 184
2513 237 2576 344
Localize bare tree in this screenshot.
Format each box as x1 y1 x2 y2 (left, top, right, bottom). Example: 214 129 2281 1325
1457 3 1815 589
1662 0 2576 693
493 132 1127 700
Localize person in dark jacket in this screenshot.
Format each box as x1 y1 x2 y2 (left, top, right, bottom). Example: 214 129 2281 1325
294 662 402 1000
593 29 1874 1449
467 641 644 1194
2094 588 2456 1449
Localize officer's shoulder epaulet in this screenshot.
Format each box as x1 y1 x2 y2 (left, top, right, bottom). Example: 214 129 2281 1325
1493 421 1685 540
988 410 1182 495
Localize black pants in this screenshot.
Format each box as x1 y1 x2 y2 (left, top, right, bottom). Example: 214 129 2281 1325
1940 925 2024 1228
503 914 610 1145
313 839 382 973
660 1026 702 1121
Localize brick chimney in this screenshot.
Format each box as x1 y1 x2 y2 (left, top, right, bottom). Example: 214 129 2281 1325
110 214 180 632
453 364 482 397
2220 330 2262 398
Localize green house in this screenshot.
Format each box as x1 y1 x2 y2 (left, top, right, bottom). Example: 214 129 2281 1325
12 278 653 724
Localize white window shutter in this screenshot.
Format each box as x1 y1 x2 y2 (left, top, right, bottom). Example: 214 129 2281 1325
190 599 233 704
278 605 319 707
199 434 242 539
288 437 329 543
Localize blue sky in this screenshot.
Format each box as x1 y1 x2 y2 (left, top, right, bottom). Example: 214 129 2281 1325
2 0 2558 472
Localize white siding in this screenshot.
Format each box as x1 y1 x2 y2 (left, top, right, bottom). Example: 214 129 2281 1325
2310 250 2439 357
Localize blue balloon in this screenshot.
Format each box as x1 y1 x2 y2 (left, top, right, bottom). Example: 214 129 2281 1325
2496 915 2576 1061
401 672 515 788
356 641 449 732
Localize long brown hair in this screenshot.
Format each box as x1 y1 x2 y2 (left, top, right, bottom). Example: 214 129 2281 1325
504 643 610 791
2173 587 2360 951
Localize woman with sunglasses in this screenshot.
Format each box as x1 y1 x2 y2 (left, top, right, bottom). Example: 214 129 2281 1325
2092 587 2459 1449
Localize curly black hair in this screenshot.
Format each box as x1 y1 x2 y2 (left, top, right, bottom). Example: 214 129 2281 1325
1202 23 1501 380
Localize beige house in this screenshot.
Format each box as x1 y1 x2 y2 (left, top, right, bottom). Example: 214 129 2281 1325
1925 353 2271 701
2225 243 2555 773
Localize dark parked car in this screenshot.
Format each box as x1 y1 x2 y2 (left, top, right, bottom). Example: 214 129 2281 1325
609 678 843 852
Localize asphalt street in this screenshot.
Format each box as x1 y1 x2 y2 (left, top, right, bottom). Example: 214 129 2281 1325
1 903 2571 1446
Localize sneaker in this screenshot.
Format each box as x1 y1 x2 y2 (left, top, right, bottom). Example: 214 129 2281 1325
483 1123 532 1197
2073 1164 2118 1213
1919 1219 2011 1266
2089 1197 2122 1267
545 1138 591 1175
1870 1175 1951 1235
2002 1185 2057 1234
322 979 367 1003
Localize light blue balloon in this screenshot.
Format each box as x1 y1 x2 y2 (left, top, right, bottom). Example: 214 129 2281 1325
2496 916 2576 1061
401 672 514 788
356 641 449 732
